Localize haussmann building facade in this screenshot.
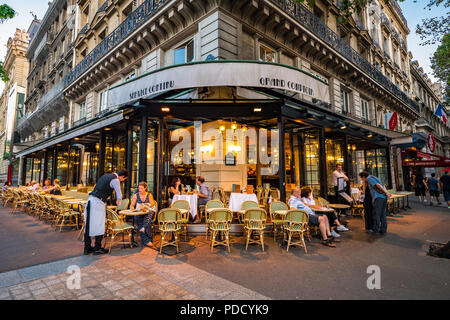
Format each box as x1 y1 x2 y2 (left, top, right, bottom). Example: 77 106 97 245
15 0 437 206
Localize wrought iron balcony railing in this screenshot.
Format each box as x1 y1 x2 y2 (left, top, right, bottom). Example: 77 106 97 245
78 23 88 36
64 0 168 87
381 13 391 29
269 0 419 113
97 0 109 13
73 117 86 128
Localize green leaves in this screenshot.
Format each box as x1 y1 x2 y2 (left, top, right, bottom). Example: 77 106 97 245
0 61 9 82
0 4 15 23
430 33 450 101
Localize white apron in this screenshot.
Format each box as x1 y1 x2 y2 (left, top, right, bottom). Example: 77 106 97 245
83 195 106 237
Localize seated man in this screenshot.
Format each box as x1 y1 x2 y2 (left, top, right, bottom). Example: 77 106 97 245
289 187 338 247
300 186 348 238
193 176 211 223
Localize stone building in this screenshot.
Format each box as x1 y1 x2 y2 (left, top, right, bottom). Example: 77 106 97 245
13 0 449 202
0 28 32 183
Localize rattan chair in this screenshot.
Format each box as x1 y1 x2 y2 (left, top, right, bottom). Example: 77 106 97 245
243 208 267 251
209 208 233 253
351 193 364 219
239 200 258 223
11 190 28 214
171 200 190 240
54 199 81 232
158 208 182 254
205 200 224 239
269 201 288 241
105 208 134 253
283 209 309 253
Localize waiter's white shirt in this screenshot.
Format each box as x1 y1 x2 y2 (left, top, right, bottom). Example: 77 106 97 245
332 170 348 187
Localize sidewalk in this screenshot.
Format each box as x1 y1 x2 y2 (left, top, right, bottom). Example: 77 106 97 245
0 247 269 300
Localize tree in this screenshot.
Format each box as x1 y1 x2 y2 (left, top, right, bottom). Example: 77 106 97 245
430 33 450 101
0 4 16 82
414 0 449 46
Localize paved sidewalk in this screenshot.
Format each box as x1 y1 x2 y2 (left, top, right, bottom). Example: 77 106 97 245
0 247 269 300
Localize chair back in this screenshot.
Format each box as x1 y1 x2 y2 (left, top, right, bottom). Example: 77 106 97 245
158 208 182 231
269 201 288 216
317 197 329 207
284 209 309 231
244 208 267 229
241 200 258 211
269 188 280 201
117 199 129 211
206 199 224 211
171 199 190 211
209 208 232 230
211 187 220 200
218 187 227 204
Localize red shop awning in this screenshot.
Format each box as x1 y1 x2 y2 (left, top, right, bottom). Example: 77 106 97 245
402 148 450 167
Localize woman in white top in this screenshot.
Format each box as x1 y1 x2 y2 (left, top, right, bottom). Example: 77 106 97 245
300 186 348 237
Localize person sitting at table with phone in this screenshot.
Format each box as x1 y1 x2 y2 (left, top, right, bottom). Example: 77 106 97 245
300 186 348 238
130 181 156 248
289 187 338 247
169 177 183 201
193 176 211 224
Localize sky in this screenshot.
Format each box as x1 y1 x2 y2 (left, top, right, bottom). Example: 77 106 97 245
0 0 445 93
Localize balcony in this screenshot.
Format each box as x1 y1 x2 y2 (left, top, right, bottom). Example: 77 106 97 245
268 0 419 114
65 0 169 87
97 0 109 13
381 13 391 31
15 80 68 137
73 117 86 128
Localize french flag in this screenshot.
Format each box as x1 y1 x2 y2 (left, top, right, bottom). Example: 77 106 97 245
435 103 448 124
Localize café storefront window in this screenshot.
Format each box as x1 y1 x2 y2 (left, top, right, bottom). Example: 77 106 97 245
302 130 320 192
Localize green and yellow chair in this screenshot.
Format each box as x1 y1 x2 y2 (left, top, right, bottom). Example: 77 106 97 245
269 201 288 241
209 208 233 253
158 208 182 254
239 200 259 223
105 208 134 253
283 209 309 253
205 200 224 239
243 208 267 252
171 200 190 240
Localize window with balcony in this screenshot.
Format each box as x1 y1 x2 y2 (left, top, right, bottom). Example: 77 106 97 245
79 101 86 120
259 44 276 63
340 88 350 114
361 98 370 122
174 39 194 65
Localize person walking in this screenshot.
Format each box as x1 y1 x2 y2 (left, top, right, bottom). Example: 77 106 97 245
83 169 128 255
362 178 374 232
359 171 391 235
414 172 427 203
426 173 441 206
440 171 450 209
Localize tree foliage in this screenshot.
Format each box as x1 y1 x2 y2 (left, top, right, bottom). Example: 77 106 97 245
415 0 449 46
0 4 15 83
430 33 450 100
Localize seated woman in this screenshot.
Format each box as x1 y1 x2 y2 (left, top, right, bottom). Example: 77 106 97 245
130 181 156 247
2 181 11 190
44 179 62 195
300 186 348 238
28 180 41 192
42 178 52 190
169 176 182 201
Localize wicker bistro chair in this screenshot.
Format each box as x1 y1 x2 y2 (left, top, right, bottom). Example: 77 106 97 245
158 208 183 254
205 200 224 240
3 189 14 206
54 199 81 232
238 200 259 223
269 201 289 241
243 208 267 252
171 200 190 240
209 208 233 253
283 209 309 253
11 190 29 214
105 208 134 253
351 193 364 220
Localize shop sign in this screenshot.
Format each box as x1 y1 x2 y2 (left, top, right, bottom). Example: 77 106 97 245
427 133 435 153
107 61 330 107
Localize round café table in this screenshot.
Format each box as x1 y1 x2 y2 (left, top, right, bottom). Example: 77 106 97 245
328 204 350 217
118 210 150 247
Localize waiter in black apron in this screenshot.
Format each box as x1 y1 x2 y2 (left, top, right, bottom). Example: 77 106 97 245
84 169 128 255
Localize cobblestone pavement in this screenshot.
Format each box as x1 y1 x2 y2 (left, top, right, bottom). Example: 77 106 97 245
0 247 269 300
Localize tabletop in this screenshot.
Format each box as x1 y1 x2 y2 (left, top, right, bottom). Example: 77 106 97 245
118 210 149 216
312 207 335 213
274 210 288 216
328 204 350 209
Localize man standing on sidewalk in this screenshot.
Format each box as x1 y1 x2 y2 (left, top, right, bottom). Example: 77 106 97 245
83 169 128 255
359 171 391 235
440 171 450 209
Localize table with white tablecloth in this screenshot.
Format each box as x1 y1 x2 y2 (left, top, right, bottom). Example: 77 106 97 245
228 193 258 212
172 194 198 219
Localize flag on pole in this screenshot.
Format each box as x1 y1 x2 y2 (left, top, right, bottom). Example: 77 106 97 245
435 103 448 124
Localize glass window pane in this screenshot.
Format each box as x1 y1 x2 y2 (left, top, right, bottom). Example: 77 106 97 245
174 47 186 65
186 40 194 62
